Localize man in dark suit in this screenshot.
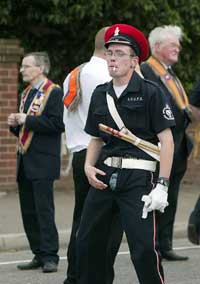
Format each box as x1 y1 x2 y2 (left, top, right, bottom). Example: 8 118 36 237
141 25 192 261
8 52 64 272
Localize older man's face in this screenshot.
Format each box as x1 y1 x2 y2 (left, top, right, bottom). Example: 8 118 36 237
20 56 43 84
156 34 181 65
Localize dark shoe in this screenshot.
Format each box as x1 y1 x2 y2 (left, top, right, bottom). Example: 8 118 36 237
17 257 42 270
43 261 58 273
188 211 200 245
161 250 189 261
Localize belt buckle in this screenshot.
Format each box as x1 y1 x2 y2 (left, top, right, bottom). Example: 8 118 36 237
111 157 122 168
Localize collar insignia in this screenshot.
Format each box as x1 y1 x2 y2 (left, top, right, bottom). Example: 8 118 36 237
127 96 143 102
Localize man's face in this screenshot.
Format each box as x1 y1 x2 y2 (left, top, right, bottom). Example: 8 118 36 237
105 44 138 80
155 34 181 65
20 56 43 84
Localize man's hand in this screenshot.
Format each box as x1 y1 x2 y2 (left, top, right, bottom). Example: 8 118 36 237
141 183 168 219
15 113 27 125
7 113 18 127
84 165 107 190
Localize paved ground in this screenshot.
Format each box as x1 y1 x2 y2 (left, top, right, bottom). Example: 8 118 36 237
1 240 199 284
0 175 199 251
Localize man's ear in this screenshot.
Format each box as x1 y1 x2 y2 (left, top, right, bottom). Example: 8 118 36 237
155 42 161 51
132 56 139 68
39 65 45 74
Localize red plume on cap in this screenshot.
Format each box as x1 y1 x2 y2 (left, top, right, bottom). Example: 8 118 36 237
104 23 149 62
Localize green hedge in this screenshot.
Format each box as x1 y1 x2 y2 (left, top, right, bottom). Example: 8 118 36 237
1 0 200 92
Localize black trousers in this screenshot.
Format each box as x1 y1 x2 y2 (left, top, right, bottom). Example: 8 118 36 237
77 166 164 284
18 161 59 264
193 196 200 220
66 149 123 284
157 152 187 252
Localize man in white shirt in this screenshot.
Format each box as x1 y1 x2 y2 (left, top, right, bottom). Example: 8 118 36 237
62 27 123 284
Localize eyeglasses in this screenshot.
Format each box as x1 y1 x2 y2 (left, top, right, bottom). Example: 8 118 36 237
162 42 182 51
105 50 134 58
172 43 182 51
20 65 40 70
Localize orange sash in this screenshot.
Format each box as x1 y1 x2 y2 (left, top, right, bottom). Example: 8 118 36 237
63 63 86 111
19 79 56 154
147 56 190 111
146 57 200 160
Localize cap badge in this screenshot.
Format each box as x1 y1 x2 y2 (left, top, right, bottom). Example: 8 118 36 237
114 27 120 36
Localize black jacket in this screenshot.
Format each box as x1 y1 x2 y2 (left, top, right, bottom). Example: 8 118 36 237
10 85 64 180
85 71 175 160
141 62 192 157
190 80 200 107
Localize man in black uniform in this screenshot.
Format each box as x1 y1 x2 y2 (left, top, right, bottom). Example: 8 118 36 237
141 25 192 261
7 52 64 272
76 24 175 284
63 27 123 284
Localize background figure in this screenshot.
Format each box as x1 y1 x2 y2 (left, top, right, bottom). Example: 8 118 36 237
63 27 123 284
7 52 64 273
77 23 175 284
187 80 200 245
188 196 200 245
141 25 192 261
189 79 200 109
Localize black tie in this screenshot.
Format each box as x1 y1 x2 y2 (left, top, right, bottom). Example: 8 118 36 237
167 66 175 76
24 88 37 113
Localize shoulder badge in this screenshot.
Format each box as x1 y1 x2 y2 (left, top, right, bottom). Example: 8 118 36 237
163 104 174 120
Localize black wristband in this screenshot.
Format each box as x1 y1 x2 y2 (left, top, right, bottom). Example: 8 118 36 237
157 177 169 187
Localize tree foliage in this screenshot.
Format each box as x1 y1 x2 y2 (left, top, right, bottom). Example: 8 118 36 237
0 0 200 91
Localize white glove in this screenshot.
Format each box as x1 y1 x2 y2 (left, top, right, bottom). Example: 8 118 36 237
141 195 152 219
141 183 168 219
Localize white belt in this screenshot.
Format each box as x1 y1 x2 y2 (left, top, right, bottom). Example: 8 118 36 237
104 157 156 172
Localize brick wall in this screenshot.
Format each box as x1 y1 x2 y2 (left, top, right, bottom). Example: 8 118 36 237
0 39 23 191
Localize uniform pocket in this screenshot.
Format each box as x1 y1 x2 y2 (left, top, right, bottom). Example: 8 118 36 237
120 102 146 129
